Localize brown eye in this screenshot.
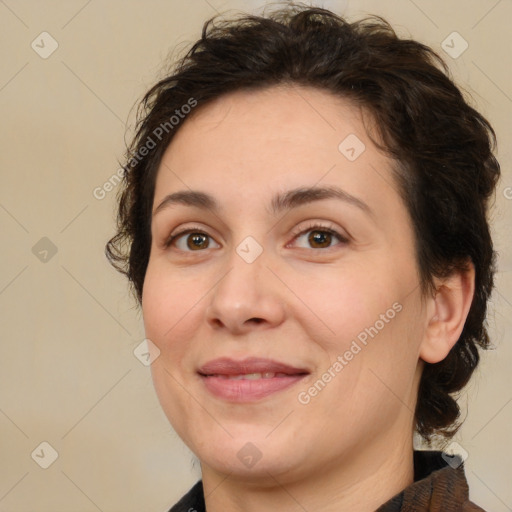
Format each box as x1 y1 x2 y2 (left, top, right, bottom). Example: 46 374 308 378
186 233 209 250
308 230 332 248
292 224 346 250
166 228 220 252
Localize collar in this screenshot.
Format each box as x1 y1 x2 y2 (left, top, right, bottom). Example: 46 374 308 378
376 450 483 511
168 450 483 511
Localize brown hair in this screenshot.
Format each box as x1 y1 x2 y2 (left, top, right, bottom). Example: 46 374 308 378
106 3 500 441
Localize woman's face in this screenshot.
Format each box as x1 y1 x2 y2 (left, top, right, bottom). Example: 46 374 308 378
142 85 429 483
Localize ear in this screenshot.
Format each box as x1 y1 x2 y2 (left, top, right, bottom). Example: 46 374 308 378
419 262 475 364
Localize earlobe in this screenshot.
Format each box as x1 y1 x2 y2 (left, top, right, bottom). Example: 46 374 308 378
419 262 475 364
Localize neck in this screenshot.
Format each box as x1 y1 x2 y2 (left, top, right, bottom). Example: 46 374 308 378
201 434 415 512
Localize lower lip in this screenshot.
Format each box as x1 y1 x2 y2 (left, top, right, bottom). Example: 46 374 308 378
200 374 307 402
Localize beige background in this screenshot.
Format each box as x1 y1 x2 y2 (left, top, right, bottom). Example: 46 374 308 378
0 0 511 511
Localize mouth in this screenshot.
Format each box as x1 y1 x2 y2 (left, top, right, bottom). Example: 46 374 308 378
197 357 310 402
203 371 299 380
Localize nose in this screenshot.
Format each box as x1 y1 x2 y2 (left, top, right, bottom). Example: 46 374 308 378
205 249 286 335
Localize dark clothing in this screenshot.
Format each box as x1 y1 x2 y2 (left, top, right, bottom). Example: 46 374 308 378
168 450 484 511
376 451 484 511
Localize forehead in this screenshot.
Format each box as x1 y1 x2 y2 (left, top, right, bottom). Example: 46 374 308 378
168 84 366 156
153 84 397 210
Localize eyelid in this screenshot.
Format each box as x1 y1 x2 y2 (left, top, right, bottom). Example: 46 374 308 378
287 221 349 248
164 225 217 248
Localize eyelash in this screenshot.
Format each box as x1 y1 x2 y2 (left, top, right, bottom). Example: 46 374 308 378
164 226 210 249
289 222 348 249
164 222 348 251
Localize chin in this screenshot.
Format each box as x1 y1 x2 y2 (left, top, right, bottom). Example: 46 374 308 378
192 431 309 482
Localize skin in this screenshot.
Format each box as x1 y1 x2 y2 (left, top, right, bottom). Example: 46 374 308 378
142 84 474 512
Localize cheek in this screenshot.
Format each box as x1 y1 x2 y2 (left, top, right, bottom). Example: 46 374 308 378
296 263 421 399
291 261 403 351
142 263 201 429
141 262 200 353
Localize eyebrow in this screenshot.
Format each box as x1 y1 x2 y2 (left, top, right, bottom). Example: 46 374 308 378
153 185 373 218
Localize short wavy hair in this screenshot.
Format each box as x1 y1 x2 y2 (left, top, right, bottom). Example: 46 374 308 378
106 3 500 441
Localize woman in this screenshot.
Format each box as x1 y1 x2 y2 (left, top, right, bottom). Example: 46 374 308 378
106 4 499 511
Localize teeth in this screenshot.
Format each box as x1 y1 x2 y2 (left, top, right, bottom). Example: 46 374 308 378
229 372 274 380
209 372 294 380
214 372 290 380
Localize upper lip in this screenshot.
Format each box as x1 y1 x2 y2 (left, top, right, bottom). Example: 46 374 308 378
198 357 310 376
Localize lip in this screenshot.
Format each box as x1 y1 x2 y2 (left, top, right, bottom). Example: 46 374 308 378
198 357 310 402
198 357 309 376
